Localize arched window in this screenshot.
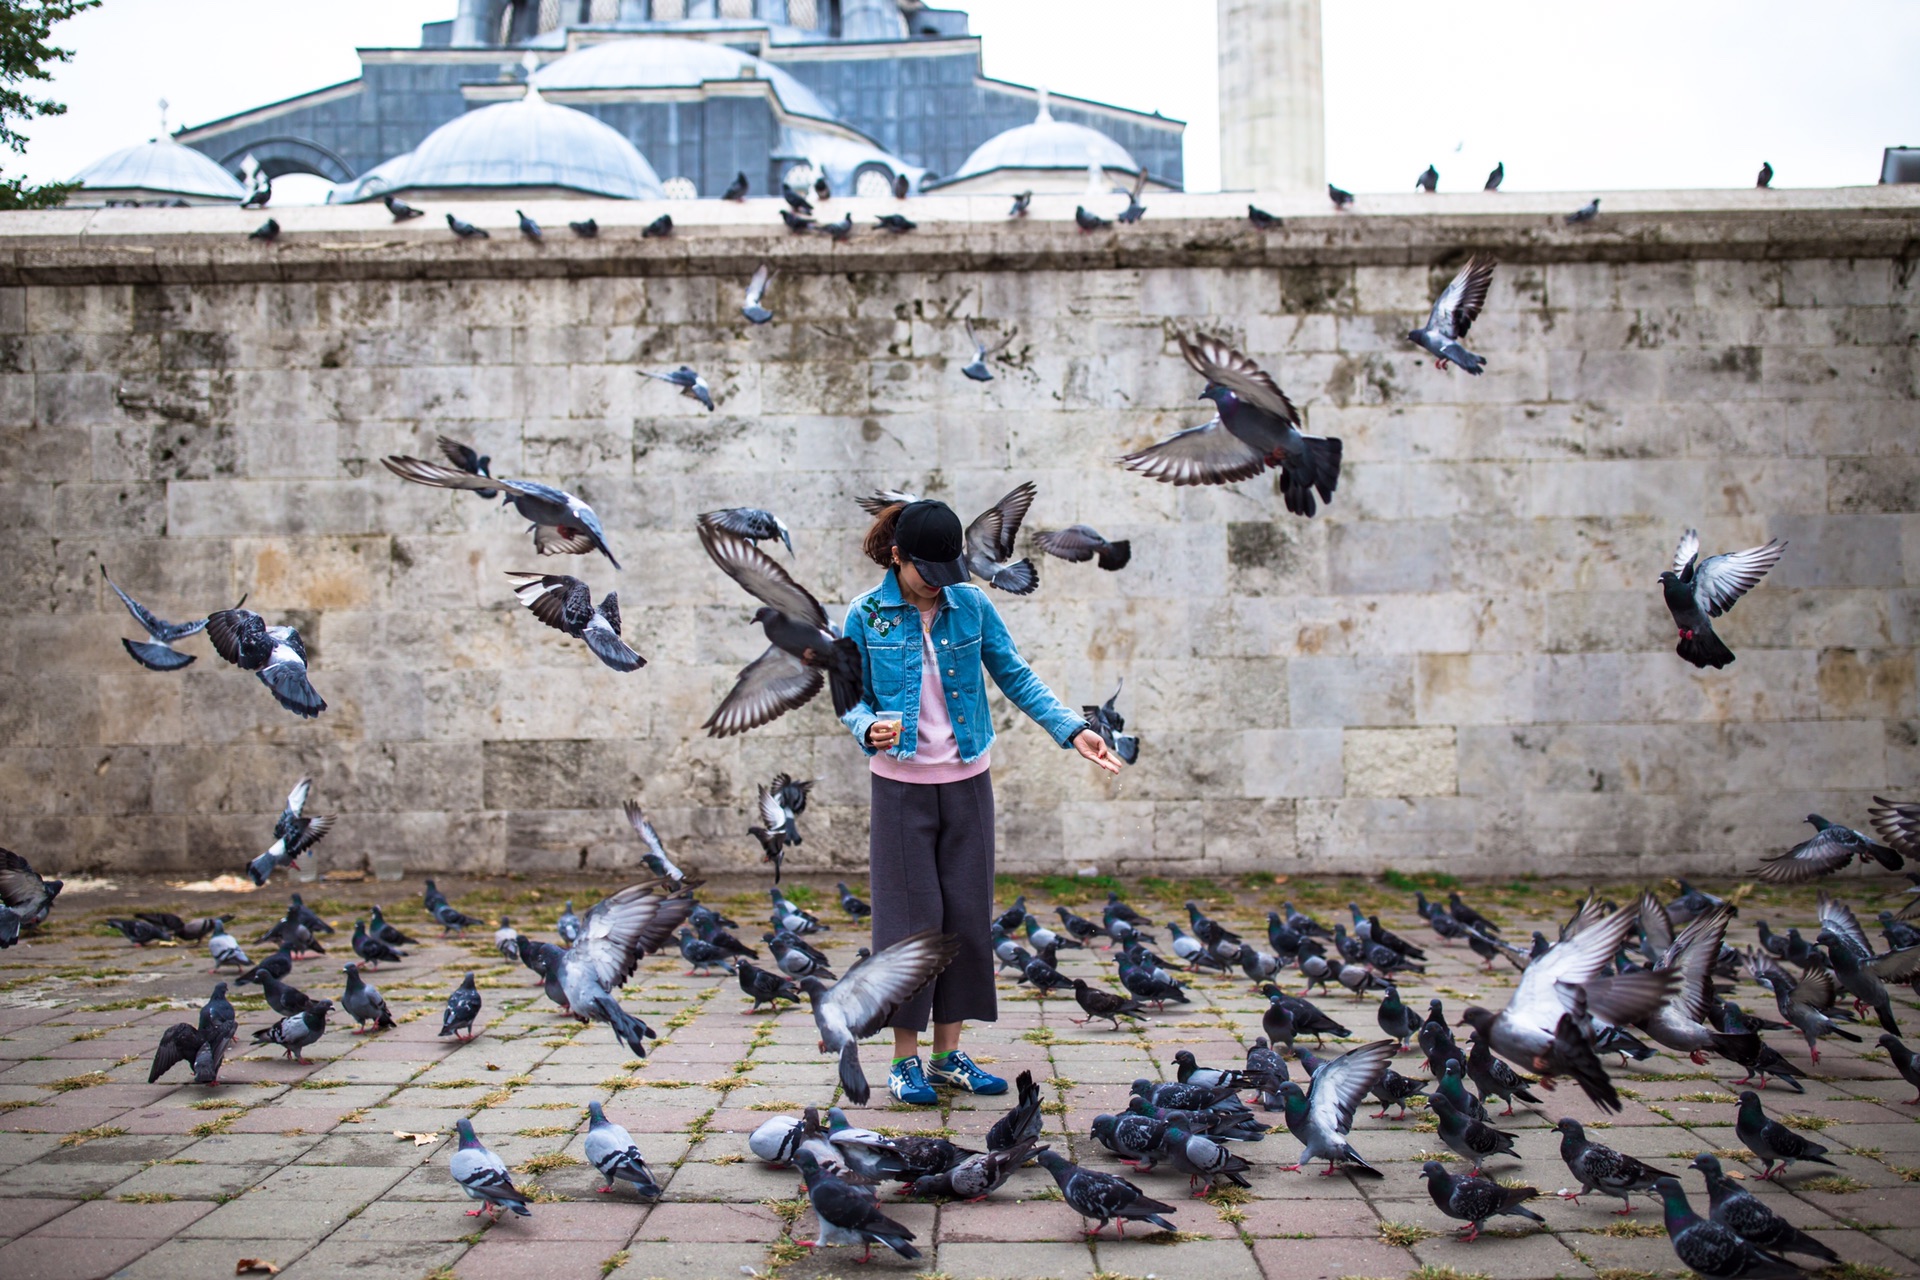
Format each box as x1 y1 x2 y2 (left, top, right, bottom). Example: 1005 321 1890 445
852 165 894 198
662 176 698 200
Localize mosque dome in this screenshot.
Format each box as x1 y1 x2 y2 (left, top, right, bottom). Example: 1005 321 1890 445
351 85 664 200
531 37 834 122
944 98 1141 188
69 135 248 204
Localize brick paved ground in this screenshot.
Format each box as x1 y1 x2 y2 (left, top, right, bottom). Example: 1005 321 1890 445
0 872 1915 1280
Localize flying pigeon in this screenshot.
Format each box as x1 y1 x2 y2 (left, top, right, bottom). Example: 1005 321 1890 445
1074 205 1111 231
1757 163 1774 189
450 1119 531 1218
0 848 59 929
384 195 423 220
1651 1177 1804 1279
557 880 695 1057
101 567 210 671
748 784 800 882
961 481 1041 593
1083 678 1140 764
515 210 541 241
447 213 489 239
250 999 331 1064
1274 1039 1393 1175
641 213 672 239
1554 1117 1672 1212
206 607 325 719
1247 204 1281 228
700 507 792 555
383 453 620 567
1408 255 1495 373
247 776 334 885
802 929 960 1104
793 1150 919 1262
1735 1090 1836 1180
1566 198 1600 223
1759 813 1902 882
1485 162 1504 191
622 799 686 883
434 435 497 498
696 515 863 736
1008 190 1031 217
1328 183 1354 208
1813 895 1919 1033
958 319 1018 383
875 213 915 233
722 172 748 201
569 217 598 237
1423 1161 1545 1243
641 364 714 412
249 218 279 242
1660 527 1787 669
340 962 394 1033
505 571 644 672
741 262 776 324
1689 1153 1838 1264
892 172 911 199
585 1101 662 1198
1416 165 1438 192
1115 168 1148 223
1122 333 1342 515
1036 1149 1176 1237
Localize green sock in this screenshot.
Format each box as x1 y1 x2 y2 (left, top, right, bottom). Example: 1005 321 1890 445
891 1055 915 1066
929 1050 953 1065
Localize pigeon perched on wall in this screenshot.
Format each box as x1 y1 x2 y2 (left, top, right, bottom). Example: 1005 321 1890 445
557 881 695 1057
451 1119 530 1218
447 213 489 238
875 213 915 232
206 607 325 719
101 566 210 670
1757 162 1774 189
384 195 423 220
781 182 813 213
1416 165 1438 192
340 963 394 1033
0 848 59 929
506 572 644 672
1484 162 1504 190
1115 169 1148 223
1034 524 1129 572
569 217 599 237
585 1101 662 1198
247 777 333 885
892 171 911 198
641 213 671 238
434 435 497 499
697 515 863 736
1074 205 1111 231
817 212 854 241
1247 204 1281 228
961 320 1017 382
722 171 748 201
1122 333 1342 515
700 507 792 555
1008 190 1031 217
741 262 776 324
802 929 960 1104
384 454 620 567
515 210 541 240
1660 527 1787 669
249 218 279 242
1083 678 1140 765
1758 813 1903 882
1566 198 1600 223
780 207 813 233
1408 255 1496 374
1328 183 1354 208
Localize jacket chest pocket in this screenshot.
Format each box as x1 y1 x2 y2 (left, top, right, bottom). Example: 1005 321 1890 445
867 641 906 697
932 636 980 689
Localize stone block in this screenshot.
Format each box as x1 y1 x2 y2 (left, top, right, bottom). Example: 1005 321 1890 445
1343 727 1457 796
1289 654 1415 727
1328 520 1451 594
1241 729 1344 799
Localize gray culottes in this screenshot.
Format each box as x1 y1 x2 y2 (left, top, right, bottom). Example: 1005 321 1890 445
867 770 997 1031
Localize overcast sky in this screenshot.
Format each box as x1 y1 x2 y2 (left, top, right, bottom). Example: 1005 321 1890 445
19 1 1920 197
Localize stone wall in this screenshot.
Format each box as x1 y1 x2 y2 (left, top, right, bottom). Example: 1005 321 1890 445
0 189 1914 882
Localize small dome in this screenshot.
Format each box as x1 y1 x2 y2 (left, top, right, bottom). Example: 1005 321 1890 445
532 37 834 121
945 98 1140 185
389 89 664 198
70 136 247 201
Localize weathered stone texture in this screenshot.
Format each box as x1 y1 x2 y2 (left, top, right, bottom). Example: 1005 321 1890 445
0 192 1914 879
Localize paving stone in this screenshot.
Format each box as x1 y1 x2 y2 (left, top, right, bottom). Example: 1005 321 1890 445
0 1233 162 1280
930 1240 1099 1278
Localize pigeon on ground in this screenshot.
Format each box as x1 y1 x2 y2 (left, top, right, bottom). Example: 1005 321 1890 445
741 262 776 324
1164 1123 1250 1193
208 929 249 972
439 972 481 1041
1652 1177 1804 1279
1328 183 1354 208
1248 204 1281 228
249 218 279 242
493 918 520 963
368 905 415 948
385 195 423 220
505 571 644 672
1689 1153 1836 1264
737 959 802 1010
1423 1161 1546 1243
1416 164 1439 192
1008 190 1031 217
554 901 580 944
1465 1031 1542 1115
207 607 325 719
340 963 394 1033
722 172 748 201
1075 205 1111 231
641 364 714 412
836 883 871 918
960 318 1016 382
1735 1091 1836 1180
1115 168 1148 223
1036 1150 1176 1237
678 929 733 975
749 1113 806 1165
101 567 210 670
383 454 620 567
515 209 541 240
1759 813 1903 882
558 880 696 1057
987 1069 1044 1152
697 515 863 736
236 943 294 987
1368 1067 1426 1119
1431 1088 1518 1173
910 1137 1043 1200
1881 1034 1920 1103
150 987 236 1084
642 213 671 238
105 916 169 945
0 848 59 929
769 931 834 980
1275 1039 1393 1176
451 1119 531 1218
256 971 314 1018
1566 198 1601 223
794 1149 919 1261
585 1101 662 1198
1377 982 1422 1048
1554 1117 1671 1212
1092 1112 1166 1168
1815 893 1919 1031
1083 678 1139 765
350 920 403 967
1070 978 1144 1028
246 777 333 886
875 213 915 233
432 436 496 498
1484 161 1505 190
569 217 599 237
1123 333 1342 515
802 929 959 1104
1408 255 1495 374
1034 524 1130 571
251 999 331 1064
447 213 488 239
425 885 482 936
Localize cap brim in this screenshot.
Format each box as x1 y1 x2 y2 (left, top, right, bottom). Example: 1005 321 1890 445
911 556 970 589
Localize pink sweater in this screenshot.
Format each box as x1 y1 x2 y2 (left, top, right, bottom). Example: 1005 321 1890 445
871 605 991 785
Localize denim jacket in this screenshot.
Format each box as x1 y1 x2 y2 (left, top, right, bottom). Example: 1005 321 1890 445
840 569 1088 763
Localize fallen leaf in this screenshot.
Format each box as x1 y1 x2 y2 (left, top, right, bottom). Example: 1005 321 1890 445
1726 1170 1746 1180
394 1130 439 1145
235 1260 279 1275
485 1063 501 1072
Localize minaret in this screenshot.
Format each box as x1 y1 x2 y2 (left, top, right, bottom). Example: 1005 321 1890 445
1216 0 1324 193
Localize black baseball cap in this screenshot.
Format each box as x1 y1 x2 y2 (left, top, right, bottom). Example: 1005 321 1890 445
893 499 969 588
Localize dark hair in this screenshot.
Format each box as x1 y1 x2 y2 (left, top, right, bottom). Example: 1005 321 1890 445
863 502 906 567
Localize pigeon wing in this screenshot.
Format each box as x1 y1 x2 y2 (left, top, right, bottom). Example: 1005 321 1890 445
506 572 593 635
855 488 920 516
571 883 697 991
259 657 326 718
1307 1039 1395 1136
1429 255 1496 341
102 568 202 641
1667 907 1733 1023
1817 893 1873 960
1176 333 1300 426
436 436 487 475
1508 906 1641 1033
1870 797 1920 857
823 930 963 1040
1639 891 1674 959
282 777 312 822
757 786 786 833
0 849 43 911
701 508 777 543
205 609 273 671
382 455 509 494
1759 829 1856 883
744 263 773 307
697 519 829 629
528 525 598 557
284 815 334 860
1868 945 1920 982
1669 528 1702 575
1032 526 1104 563
965 481 1038 563
622 801 676 870
705 646 823 737
1120 416 1271 486
582 610 644 673
1693 540 1786 617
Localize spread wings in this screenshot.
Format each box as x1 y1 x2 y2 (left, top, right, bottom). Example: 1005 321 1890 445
567 881 697 993
697 517 829 629
1176 333 1299 426
818 930 961 1041
1426 256 1496 341
966 482 1037 563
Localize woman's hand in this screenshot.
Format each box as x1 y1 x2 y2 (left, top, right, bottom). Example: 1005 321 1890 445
1073 729 1124 774
867 719 901 750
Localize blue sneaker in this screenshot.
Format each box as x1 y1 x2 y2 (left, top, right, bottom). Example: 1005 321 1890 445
927 1050 1007 1095
887 1055 936 1105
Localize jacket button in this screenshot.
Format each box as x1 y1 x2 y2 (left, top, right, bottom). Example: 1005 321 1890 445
949 690 957 697
957 715 965 723
946 668 954 675
940 639 948 646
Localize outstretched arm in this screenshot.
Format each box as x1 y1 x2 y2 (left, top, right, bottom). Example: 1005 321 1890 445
979 599 1122 773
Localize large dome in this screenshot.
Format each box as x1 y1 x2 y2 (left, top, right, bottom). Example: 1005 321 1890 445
532 38 834 122
945 103 1141 185
377 89 664 199
70 136 247 202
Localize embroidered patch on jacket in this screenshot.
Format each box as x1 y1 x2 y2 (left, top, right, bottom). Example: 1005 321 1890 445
860 598 901 637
